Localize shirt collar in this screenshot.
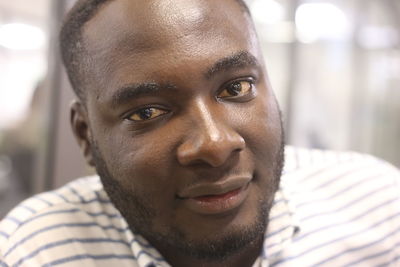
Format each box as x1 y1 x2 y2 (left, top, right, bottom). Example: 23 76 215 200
257 146 302 265
259 185 301 264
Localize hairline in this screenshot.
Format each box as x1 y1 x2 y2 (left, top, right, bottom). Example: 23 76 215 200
60 0 251 103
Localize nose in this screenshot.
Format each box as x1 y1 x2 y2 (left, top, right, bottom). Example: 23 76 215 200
177 99 245 167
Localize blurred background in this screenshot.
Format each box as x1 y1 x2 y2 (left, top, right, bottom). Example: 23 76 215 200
0 0 399 218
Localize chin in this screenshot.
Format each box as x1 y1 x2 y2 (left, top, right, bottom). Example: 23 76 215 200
149 191 272 261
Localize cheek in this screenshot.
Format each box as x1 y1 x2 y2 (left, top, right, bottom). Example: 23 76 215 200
241 97 282 202
241 93 282 158
103 130 180 198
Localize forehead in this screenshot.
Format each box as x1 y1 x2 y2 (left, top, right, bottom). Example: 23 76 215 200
84 0 251 46
82 0 260 98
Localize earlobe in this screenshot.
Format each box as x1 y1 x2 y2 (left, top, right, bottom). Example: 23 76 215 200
70 100 95 166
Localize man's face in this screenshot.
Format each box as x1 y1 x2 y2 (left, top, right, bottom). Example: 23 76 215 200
79 0 283 260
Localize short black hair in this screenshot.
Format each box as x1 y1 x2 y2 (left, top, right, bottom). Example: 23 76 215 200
60 0 112 101
59 0 250 101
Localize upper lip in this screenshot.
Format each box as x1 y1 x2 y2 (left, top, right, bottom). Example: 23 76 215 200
177 175 252 199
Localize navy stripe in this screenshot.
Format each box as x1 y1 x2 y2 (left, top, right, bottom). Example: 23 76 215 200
261 245 267 259
15 208 121 233
46 188 110 205
0 260 8 267
300 184 393 222
53 193 111 205
82 197 111 204
296 198 398 242
68 186 85 202
265 235 292 252
32 196 53 206
297 174 382 208
262 199 294 239
271 211 400 266
35 191 110 206
266 198 295 223
264 227 299 258
345 240 400 267
12 238 131 267
42 254 136 267
86 211 122 219
0 231 10 238
375 253 400 267
298 159 354 183
309 168 363 191
16 209 80 229
270 197 285 208
135 250 166 263
129 236 154 249
94 191 103 200
313 226 400 266
266 224 294 239
92 191 112 204
19 205 35 214
4 223 129 257
50 189 111 205
51 191 69 202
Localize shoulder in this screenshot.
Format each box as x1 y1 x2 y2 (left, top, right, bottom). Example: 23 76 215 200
283 146 400 224
276 147 400 266
283 145 400 186
0 176 110 238
0 176 132 266
283 146 400 203
283 146 400 240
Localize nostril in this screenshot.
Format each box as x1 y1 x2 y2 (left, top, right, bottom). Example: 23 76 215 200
176 137 244 167
234 148 243 153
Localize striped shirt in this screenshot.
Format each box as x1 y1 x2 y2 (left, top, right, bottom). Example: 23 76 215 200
1 146 399 267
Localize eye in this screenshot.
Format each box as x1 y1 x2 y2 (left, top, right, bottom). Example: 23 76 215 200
127 107 168 121
218 80 253 98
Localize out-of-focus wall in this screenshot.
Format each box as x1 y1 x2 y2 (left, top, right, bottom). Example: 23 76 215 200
0 0 90 218
0 0 52 217
248 0 400 167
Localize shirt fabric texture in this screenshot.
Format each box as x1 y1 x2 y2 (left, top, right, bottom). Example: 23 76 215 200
1 146 399 267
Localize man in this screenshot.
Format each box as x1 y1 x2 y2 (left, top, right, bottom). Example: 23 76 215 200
1 0 399 266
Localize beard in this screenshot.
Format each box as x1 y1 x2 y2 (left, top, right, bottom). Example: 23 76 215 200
90 130 285 261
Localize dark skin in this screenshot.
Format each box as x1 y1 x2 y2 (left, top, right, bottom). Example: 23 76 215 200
70 0 284 266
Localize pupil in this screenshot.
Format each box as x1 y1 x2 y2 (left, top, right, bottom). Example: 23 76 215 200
139 108 153 120
228 82 242 95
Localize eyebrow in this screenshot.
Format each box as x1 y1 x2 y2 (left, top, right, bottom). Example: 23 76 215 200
110 82 176 108
110 51 260 108
205 51 260 79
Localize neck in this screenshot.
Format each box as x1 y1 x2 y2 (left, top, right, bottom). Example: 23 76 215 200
155 235 264 267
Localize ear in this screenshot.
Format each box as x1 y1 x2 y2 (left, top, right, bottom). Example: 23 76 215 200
70 100 95 166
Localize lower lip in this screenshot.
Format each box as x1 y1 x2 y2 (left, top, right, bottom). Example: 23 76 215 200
181 183 250 215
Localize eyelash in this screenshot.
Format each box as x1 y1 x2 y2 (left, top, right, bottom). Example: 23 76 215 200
217 77 256 100
124 105 170 122
123 77 257 123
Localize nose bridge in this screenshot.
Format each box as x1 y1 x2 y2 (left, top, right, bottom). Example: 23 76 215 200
193 98 222 142
177 97 245 167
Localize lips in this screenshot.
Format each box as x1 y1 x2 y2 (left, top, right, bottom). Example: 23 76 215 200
177 175 252 215
194 187 242 202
